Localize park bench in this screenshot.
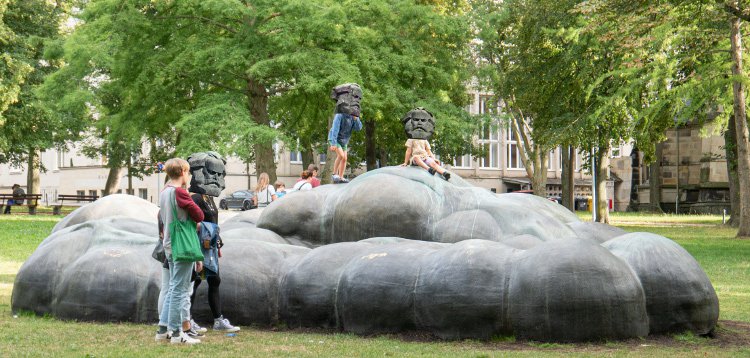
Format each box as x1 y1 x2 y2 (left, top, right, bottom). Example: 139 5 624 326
0 193 42 215
52 194 99 215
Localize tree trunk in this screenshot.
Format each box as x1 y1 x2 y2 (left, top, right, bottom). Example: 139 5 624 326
26 149 40 214
127 164 133 195
301 144 315 171
595 147 610 224
649 142 664 213
531 146 548 197
726 114 740 226
247 78 278 184
103 166 123 196
730 13 750 237
321 112 336 184
365 119 377 171
26 149 40 195
561 146 575 212
627 147 640 212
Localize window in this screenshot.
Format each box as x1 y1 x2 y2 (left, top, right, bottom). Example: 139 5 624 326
89 190 98 197
611 145 622 158
77 190 85 197
289 150 302 163
478 122 501 169
477 97 500 169
506 124 525 169
139 188 148 200
547 149 556 170
453 153 473 168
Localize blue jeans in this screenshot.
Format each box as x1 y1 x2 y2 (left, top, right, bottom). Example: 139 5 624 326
158 254 193 331
158 265 192 322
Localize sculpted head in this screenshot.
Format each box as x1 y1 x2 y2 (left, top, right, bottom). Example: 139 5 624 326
401 107 435 140
331 83 362 117
187 151 226 197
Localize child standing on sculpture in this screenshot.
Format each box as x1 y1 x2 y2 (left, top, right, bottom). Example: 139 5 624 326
399 107 450 181
155 158 205 345
328 83 363 183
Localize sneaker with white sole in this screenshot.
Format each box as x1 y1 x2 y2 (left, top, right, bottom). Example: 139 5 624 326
186 327 204 338
154 331 171 342
171 331 201 345
213 316 240 332
191 319 207 333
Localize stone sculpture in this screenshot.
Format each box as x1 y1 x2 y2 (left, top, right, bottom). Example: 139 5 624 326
330 83 362 117
12 167 719 342
187 151 226 197
402 107 436 140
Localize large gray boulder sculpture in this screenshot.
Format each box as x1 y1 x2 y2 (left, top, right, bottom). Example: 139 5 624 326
12 167 719 342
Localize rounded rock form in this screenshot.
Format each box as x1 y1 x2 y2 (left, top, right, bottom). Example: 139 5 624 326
13 218 160 322
335 241 445 334
53 194 159 232
257 185 343 243
279 242 376 328
415 240 517 339
603 232 719 334
508 240 649 341
433 210 502 243
191 239 310 325
568 221 628 244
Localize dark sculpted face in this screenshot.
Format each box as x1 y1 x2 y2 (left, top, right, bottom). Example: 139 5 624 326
402 108 435 140
188 151 226 197
331 83 362 117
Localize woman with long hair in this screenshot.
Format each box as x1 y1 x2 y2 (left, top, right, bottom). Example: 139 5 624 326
253 172 277 208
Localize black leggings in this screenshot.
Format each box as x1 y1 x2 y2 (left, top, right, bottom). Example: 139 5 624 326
191 275 222 319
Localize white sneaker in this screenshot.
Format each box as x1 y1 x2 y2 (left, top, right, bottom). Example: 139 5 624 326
170 331 201 344
213 316 240 332
191 319 207 333
154 331 171 342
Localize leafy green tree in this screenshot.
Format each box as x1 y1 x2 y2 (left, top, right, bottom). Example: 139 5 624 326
0 0 79 195
45 0 477 188
581 0 750 233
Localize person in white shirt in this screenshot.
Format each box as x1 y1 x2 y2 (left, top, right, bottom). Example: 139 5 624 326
252 173 277 208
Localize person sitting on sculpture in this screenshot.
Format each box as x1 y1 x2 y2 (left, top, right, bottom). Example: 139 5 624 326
399 107 450 181
155 158 205 345
186 152 240 334
252 172 277 208
328 83 363 183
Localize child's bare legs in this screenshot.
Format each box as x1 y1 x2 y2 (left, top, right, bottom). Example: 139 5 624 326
332 145 348 179
414 157 446 174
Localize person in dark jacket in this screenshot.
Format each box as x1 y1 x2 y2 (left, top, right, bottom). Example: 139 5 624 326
186 152 239 333
4 184 24 214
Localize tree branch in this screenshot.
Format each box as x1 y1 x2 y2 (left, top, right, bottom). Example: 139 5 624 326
724 3 750 22
154 15 238 34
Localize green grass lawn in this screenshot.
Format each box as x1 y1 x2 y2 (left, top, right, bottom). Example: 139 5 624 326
1 212 749 357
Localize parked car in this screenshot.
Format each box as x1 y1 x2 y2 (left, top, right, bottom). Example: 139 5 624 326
219 190 256 211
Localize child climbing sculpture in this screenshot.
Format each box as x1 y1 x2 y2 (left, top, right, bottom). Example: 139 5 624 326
328 83 363 183
399 107 450 181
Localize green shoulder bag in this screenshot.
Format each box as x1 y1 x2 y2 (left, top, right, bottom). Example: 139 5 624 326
169 190 204 262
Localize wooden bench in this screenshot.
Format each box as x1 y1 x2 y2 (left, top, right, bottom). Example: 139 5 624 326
52 195 99 215
0 193 42 215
